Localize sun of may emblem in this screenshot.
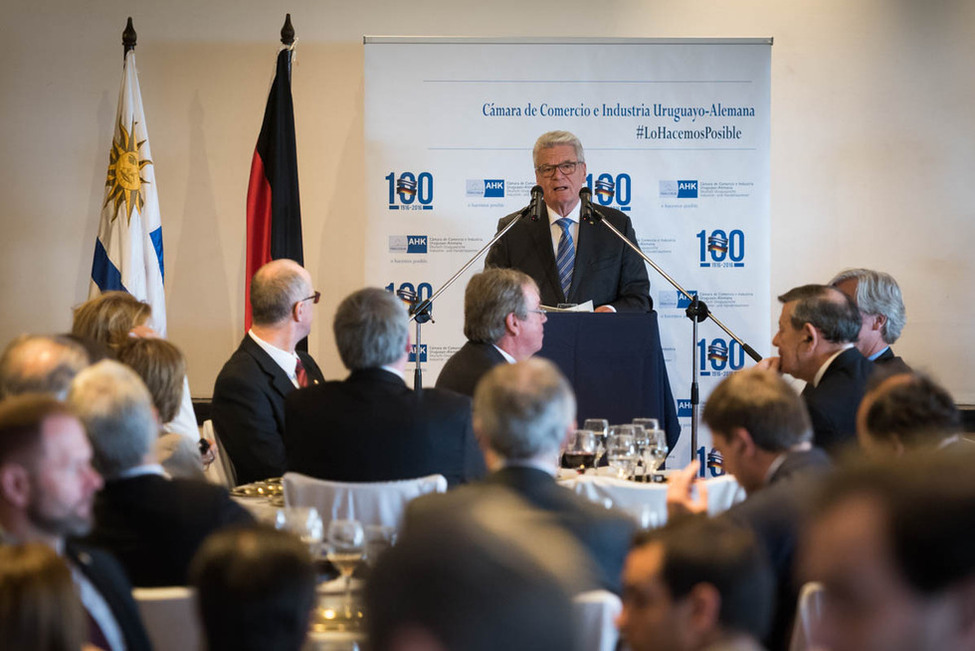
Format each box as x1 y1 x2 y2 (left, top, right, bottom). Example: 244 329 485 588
105 118 152 224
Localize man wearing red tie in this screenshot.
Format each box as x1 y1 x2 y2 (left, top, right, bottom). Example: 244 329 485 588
486 130 651 313
212 259 325 484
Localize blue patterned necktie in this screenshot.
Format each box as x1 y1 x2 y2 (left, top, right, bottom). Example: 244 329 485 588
555 217 575 299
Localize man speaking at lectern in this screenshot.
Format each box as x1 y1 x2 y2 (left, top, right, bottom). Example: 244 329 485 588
485 131 651 313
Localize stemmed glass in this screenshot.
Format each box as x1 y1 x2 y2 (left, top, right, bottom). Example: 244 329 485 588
606 429 637 479
644 427 669 477
583 419 609 466
326 519 366 619
563 430 597 474
274 506 324 557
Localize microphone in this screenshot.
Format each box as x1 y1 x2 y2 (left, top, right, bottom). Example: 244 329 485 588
529 184 545 222
579 186 595 223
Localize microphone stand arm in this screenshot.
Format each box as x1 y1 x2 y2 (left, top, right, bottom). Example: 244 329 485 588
585 204 763 464
407 206 531 389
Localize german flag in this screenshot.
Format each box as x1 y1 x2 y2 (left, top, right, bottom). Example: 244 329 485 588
245 46 303 331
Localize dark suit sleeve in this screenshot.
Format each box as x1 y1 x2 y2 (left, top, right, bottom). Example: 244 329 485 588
484 214 515 269
608 215 652 312
72 545 153 651
461 414 487 483
212 367 287 484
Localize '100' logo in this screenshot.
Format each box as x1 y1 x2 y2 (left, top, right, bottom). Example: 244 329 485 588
697 229 744 268
585 173 631 211
698 337 745 375
386 172 434 210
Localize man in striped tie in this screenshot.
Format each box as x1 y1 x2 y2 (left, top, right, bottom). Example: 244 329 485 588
486 130 651 313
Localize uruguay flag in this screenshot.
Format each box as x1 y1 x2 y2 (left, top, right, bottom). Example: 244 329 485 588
90 49 167 336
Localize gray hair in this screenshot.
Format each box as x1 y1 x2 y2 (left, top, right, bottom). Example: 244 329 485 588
533 131 585 168
829 268 906 344
333 288 409 371
67 360 157 479
0 335 89 400
250 259 310 327
778 284 861 344
464 269 536 344
703 368 812 451
473 359 575 460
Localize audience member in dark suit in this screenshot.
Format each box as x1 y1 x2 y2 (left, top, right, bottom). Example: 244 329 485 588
436 268 546 397
409 358 635 593
858 370 970 456
190 526 317 651
0 395 151 651
802 453 975 651
485 130 651 313
212 259 325 484
69 361 253 587
830 267 911 374
760 283 872 453
618 516 774 651
668 368 833 650
285 288 485 487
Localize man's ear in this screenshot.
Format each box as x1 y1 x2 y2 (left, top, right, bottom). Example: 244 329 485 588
869 313 887 333
686 583 722 639
0 463 31 509
727 427 756 456
801 322 818 348
504 311 520 336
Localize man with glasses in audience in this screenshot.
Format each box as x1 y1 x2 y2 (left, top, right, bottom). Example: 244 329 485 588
212 259 325 484
486 130 651 313
436 268 547 397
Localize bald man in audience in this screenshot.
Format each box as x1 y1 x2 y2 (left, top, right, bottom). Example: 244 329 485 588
0 334 89 399
617 515 774 651
70 360 252 587
436 268 547 397
212 259 325 484
829 268 910 373
857 371 968 457
760 284 873 454
801 454 975 651
0 394 151 651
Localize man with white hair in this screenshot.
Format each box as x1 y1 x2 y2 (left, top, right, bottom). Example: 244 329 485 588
408 358 635 593
829 268 910 373
486 130 651 313
285 288 485 487
212 259 325 484
70 360 252 587
0 334 89 399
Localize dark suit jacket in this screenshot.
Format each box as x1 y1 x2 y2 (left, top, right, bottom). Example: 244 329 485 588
85 473 253 587
212 335 324 484
485 205 651 312
725 447 832 651
64 541 153 651
873 346 911 375
406 465 635 594
802 348 874 454
435 341 507 397
284 368 486 487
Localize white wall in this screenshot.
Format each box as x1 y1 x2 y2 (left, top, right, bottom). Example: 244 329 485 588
2 0 973 400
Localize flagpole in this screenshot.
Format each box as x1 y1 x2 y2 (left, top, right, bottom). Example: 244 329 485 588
122 17 137 57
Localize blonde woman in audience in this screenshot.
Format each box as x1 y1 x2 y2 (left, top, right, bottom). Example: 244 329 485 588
0 542 92 651
71 292 199 443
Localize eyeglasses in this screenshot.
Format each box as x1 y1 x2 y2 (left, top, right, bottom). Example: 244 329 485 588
297 291 321 305
522 309 547 318
535 161 581 178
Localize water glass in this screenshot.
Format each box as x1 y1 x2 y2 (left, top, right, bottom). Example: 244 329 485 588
563 430 597 473
274 506 324 557
606 431 637 479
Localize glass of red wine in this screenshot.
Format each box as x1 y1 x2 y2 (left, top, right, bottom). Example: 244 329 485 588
562 430 597 474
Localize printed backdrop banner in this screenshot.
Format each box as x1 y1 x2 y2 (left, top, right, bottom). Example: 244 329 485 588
364 38 771 468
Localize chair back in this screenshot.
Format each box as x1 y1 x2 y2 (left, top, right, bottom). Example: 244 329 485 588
282 472 447 528
789 581 826 651
573 590 621 651
132 586 200 651
202 419 237 488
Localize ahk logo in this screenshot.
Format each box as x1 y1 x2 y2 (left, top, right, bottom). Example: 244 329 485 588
677 400 693 418
407 236 428 254
409 344 428 363
676 290 699 309
483 179 505 198
677 180 698 198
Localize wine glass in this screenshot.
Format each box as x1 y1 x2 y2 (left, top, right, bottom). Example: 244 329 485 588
606 430 636 479
644 428 669 476
583 418 609 465
563 430 597 474
326 519 366 618
274 507 324 557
